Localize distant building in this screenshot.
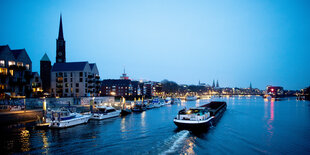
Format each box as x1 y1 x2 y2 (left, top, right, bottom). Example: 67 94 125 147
101 79 133 97
120 68 129 80
0 45 36 98
40 53 51 93
51 62 100 97
266 85 284 97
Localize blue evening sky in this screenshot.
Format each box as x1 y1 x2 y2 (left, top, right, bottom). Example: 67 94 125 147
0 0 309 90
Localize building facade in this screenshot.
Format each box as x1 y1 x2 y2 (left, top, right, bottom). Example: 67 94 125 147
40 53 51 94
0 45 34 98
51 62 100 97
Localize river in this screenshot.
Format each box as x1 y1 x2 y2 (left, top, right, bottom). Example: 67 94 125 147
1 96 310 154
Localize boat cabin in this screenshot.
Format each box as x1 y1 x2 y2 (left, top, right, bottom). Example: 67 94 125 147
177 107 210 121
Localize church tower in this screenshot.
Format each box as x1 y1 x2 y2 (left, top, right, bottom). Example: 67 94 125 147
56 15 66 63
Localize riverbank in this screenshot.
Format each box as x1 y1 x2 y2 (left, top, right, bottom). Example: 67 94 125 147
0 109 43 125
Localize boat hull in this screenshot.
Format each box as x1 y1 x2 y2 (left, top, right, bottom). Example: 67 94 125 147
49 115 90 128
174 119 213 130
91 111 120 120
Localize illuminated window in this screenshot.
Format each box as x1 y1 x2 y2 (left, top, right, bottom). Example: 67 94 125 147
8 61 15 66
0 68 7 75
17 62 23 67
25 64 29 70
9 70 13 76
0 60 4 67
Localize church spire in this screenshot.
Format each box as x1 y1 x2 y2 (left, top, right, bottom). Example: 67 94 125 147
58 14 64 40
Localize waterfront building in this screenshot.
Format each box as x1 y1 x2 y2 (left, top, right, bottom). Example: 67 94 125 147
50 15 101 97
101 79 132 97
40 53 51 94
51 62 100 97
31 72 43 97
0 45 34 98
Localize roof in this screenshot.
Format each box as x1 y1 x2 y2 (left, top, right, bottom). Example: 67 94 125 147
102 79 131 86
52 61 88 72
41 53 50 61
11 49 25 59
89 63 95 70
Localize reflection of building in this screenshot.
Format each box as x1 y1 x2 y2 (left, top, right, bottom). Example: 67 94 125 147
51 62 100 97
0 45 34 98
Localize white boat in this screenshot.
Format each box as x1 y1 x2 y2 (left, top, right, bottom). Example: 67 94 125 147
91 106 120 120
172 98 182 104
49 107 90 128
165 97 172 105
152 98 161 108
185 96 197 101
159 98 165 106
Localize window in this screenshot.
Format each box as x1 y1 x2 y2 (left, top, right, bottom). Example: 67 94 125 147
76 89 79 93
64 78 67 82
76 83 79 87
9 70 13 76
85 89 87 93
65 83 69 87
70 78 72 82
70 72 73 77
0 68 7 75
71 83 73 87
80 72 83 77
65 89 68 93
80 78 83 82
17 62 23 67
8 61 15 67
64 72 67 77
85 72 87 77
25 64 29 70
0 60 5 67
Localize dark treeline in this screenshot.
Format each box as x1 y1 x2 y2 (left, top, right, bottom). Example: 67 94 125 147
161 79 210 94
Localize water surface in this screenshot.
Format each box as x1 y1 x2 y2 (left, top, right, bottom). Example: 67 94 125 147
1 97 310 154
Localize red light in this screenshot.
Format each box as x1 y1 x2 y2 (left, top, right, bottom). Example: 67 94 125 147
271 88 274 92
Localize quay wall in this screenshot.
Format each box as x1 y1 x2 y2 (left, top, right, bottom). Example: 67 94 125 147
0 109 43 125
0 96 114 125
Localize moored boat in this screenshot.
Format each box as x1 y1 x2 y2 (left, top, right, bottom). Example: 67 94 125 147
185 96 197 101
172 98 181 104
152 98 161 108
165 97 172 105
121 102 132 115
132 102 147 112
91 106 121 120
49 107 90 128
173 101 226 130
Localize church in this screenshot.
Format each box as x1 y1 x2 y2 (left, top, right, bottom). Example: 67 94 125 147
41 15 101 97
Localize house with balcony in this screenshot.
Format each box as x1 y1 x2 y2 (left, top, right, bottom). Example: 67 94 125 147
51 61 100 97
0 45 36 98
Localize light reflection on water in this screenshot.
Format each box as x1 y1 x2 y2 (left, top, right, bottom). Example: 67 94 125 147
1 97 310 154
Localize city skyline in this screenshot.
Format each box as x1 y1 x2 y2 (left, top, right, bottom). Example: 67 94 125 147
0 0 309 90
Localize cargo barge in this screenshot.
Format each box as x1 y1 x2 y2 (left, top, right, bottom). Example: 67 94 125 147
173 101 227 130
